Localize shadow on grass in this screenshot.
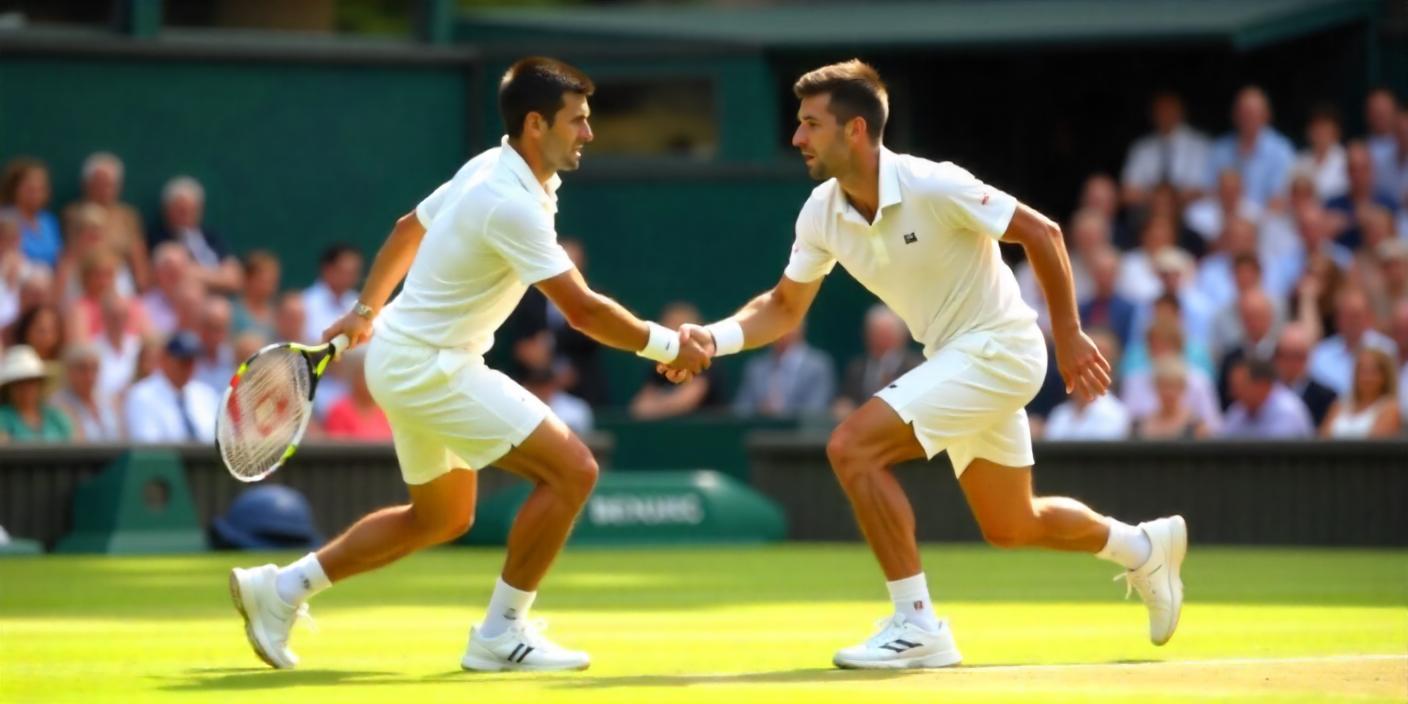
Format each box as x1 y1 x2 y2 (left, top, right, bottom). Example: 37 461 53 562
159 667 405 691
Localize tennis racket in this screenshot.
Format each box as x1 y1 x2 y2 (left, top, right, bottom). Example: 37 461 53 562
216 334 349 482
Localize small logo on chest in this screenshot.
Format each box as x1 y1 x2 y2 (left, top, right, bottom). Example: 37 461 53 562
903 233 918 244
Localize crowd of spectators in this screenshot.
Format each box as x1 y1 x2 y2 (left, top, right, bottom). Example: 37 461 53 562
3 85 1405 443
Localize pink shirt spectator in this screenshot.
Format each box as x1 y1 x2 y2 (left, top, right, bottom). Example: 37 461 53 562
323 397 391 440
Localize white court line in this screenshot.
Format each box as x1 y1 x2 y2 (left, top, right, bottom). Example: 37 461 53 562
964 653 1406 672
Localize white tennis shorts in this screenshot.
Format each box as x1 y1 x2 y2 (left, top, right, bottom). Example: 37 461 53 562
875 325 1047 477
364 334 549 485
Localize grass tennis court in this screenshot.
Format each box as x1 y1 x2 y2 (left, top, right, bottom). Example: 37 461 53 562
2 544 1404 703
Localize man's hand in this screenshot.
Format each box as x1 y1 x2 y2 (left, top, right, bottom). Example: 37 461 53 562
657 324 715 383
1053 325 1111 402
321 310 374 352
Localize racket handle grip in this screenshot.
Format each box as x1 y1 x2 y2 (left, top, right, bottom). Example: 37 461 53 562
330 334 350 357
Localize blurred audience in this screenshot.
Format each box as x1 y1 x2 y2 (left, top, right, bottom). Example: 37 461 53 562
323 348 393 440
0 345 72 442
630 302 728 420
1293 104 1349 201
1215 288 1281 407
733 325 835 418
524 366 593 435
142 242 194 337
1207 86 1295 207
1043 330 1132 440
194 296 235 391
1273 322 1338 427
1321 347 1400 438
1184 168 1261 245
302 244 362 344
1077 245 1135 349
93 292 141 402
62 152 150 291
149 176 241 294
1325 141 1398 249
231 250 280 339
1308 287 1397 394
1134 357 1208 439
0 158 63 269
1220 357 1314 438
273 291 308 344
1121 91 1209 208
831 304 922 419
123 332 218 443
1365 89 1400 189
1120 318 1222 433
51 344 123 442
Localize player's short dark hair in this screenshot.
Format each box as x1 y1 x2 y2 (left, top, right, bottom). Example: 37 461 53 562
499 57 595 139
793 59 889 143
319 243 359 268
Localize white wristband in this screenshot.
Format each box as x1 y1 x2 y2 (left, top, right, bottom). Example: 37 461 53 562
636 322 680 364
704 319 745 357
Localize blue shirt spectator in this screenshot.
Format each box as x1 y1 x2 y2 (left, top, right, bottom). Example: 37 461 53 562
1 158 63 269
1220 358 1314 438
734 329 835 418
1207 87 1296 206
1324 141 1399 250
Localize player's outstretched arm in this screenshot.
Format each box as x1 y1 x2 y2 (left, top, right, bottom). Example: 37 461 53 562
1000 203 1111 401
536 268 712 374
661 274 823 383
320 210 426 348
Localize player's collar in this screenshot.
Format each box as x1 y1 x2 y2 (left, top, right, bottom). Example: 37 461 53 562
499 135 562 213
831 146 902 225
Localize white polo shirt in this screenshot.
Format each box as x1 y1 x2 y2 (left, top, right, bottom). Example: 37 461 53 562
784 148 1037 357
378 137 574 353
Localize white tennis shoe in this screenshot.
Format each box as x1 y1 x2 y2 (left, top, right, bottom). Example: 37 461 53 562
833 614 963 669
229 564 312 669
461 619 590 672
1115 515 1187 645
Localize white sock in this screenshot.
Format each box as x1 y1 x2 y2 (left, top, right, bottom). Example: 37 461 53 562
1096 518 1153 570
275 553 331 605
886 572 941 631
479 577 537 638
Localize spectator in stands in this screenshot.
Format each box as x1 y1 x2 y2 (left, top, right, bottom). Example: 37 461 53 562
1196 217 1261 311
323 348 392 441
1259 174 1325 296
302 244 362 343
0 344 72 442
169 278 206 337
1078 245 1135 349
1018 208 1102 328
1079 173 1131 248
1121 317 1222 432
1308 287 1398 394
273 291 307 343
0 158 62 269
1293 104 1349 201
830 304 922 419
1207 86 1296 207
733 325 835 418
1215 288 1280 407
194 296 234 391
1365 89 1400 193
1117 215 1179 305
231 250 280 339
51 344 122 442
1390 298 1408 425
142 242 194 337
1134 356 1206 439
67 250 149 345
1353 206 1400 320
1387 112 1408 210
123 331 218 443
1221 357 1314 438
132 334 164 383
1273 322 1338 427
1043 329 1132 441
630 301 729 420
149 176 241 294
1148 247 1215 350
1326 141 1398 249
524 366 593 436
93 292 140 402
0 212 38 330
1376 241 1408 316
231 331 266 369
1209 255 1284 357
1184 168 1261 245
55 204 136 301
1121 90 1210 208
13 304 63 394
1322 347 1400 438
62 152 149 291
501 238 609 406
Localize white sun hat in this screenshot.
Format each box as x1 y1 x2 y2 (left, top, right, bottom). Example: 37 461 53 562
0 345 47 387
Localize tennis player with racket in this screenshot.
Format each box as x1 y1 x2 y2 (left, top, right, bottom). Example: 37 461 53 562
228 57 711 673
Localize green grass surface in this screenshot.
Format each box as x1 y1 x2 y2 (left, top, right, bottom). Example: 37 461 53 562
2 544 1405 703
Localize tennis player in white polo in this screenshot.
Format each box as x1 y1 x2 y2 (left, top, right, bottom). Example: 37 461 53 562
668 60 1186 669
230 57 710 673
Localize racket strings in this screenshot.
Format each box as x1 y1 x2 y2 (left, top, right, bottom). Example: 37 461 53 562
219 349 313 481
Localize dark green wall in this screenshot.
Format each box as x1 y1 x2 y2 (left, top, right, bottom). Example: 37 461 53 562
1 55 469 285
